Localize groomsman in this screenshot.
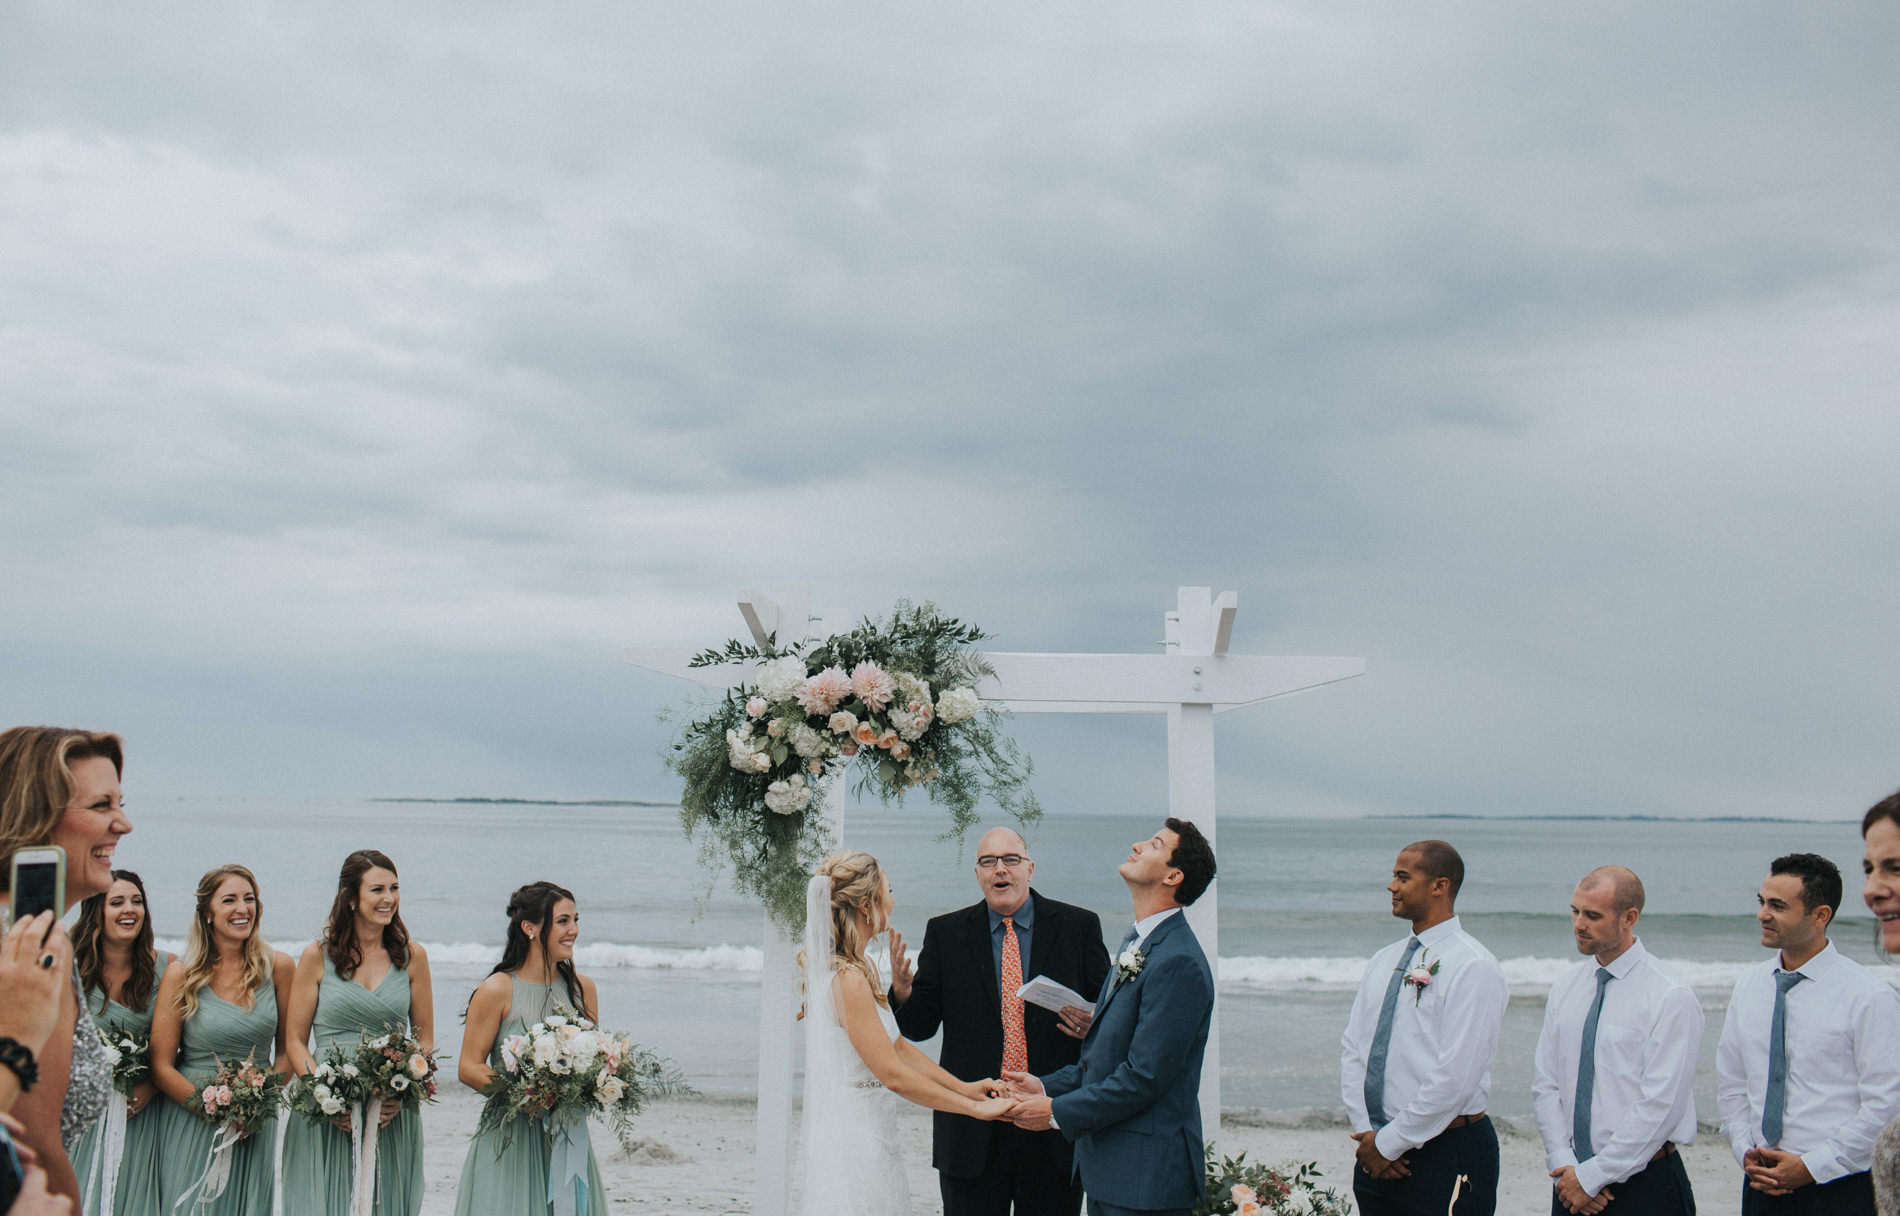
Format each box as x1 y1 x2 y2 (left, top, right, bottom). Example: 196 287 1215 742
1532 866 1702 1215
1341 840 1508 1216
1716 852 1900 1215
890 826 1110 1216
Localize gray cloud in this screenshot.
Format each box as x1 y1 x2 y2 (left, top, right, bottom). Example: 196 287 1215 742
2 1 1896 823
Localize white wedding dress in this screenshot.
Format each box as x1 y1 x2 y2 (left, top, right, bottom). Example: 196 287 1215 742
798 876 912 1215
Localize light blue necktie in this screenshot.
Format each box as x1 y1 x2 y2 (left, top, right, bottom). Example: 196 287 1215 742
1572 968 1614 1161
1363 936 1422 1126
1762 969 1806 1146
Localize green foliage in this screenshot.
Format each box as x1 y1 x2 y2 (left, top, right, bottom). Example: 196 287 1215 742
663 601 1041 933
1193 1143 1353 1215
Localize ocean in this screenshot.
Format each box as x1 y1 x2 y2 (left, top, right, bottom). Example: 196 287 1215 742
127 799 1887 1119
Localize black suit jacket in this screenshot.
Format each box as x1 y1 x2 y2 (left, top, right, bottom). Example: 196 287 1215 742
891 889 1110 1178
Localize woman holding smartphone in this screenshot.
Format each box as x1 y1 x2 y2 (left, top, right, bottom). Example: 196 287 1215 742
70 870 173 1216
149 864 294 1216
281 849 434 1216
0 725 134 1209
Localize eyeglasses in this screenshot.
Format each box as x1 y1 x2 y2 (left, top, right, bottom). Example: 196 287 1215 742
975 855 1028 870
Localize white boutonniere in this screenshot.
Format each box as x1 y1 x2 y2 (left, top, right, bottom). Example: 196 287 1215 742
1113 946 1146 987
1401 952 1440 1005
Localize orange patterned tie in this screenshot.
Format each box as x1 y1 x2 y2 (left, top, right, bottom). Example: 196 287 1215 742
1001 915 1028 1074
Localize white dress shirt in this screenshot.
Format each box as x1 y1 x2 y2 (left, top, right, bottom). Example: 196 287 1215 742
1715 941 1900 1183
1531 939 1703 1197
1340 916 1509 1159
1130 906 1180 951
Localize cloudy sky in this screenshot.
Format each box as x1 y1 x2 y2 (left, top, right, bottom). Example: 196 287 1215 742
3 2 1895 821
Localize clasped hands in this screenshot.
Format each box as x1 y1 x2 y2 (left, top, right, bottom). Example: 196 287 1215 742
1742 1146 1813 1196
950 1070 1063 1131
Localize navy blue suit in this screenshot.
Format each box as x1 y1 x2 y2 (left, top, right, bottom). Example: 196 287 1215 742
1044 910 1214 1216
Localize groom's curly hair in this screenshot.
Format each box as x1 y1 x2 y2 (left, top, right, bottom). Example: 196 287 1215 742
1165 817 1216 905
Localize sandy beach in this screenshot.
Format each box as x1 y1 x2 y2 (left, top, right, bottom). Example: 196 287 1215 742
417 1089 1744 1215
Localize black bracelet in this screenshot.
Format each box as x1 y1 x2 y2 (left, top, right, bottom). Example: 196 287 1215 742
0 1036 38 1092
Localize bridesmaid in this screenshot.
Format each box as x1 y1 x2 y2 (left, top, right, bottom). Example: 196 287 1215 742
149 864 294 1215
70 870 174 1216
453 882 607 1216
282 849 434 1216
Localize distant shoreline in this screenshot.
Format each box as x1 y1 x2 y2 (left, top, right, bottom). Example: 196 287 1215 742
368 796 679 807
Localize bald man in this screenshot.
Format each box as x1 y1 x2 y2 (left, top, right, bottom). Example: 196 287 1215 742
890 826 1110 1216
1533 867 1702 1216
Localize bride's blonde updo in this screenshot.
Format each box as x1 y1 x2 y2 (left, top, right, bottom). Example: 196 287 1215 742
799 850 889 1017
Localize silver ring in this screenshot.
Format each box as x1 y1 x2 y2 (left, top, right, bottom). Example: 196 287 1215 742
39 953 57 969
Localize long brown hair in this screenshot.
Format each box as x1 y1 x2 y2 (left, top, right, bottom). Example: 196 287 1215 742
176 864 275 1019
0 726 124 874
322 850 411 981
480 881 585 1016
74 869 158 1012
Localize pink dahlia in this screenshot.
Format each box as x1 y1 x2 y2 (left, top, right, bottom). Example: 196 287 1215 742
851 661 894 711
795 665 852 716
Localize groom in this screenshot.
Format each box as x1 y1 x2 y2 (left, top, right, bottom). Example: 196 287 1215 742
1004 818 1217 1216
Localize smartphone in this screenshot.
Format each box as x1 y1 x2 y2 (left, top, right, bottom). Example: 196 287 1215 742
8 845 66 926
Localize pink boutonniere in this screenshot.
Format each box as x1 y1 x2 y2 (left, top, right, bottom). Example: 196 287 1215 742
1401 953 1440 1004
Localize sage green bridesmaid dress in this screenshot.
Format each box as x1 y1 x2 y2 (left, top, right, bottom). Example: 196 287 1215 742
71 954 170 1216
150 980 281 1216
451 976 607 1216
280 956 423 1216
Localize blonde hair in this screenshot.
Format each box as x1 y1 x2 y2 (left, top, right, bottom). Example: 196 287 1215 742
799 851 889 1018
0 727 124 876
175 864 274 1019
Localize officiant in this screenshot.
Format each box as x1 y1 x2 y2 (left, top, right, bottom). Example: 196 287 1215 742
890 826 1110 1216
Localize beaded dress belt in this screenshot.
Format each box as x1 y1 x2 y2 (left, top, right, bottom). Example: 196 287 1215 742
852 1079 883 1090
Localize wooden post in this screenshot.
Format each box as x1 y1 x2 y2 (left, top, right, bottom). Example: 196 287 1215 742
1167 587 1224 1144
735 585 812 1216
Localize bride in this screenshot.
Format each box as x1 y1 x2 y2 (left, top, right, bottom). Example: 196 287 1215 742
799 851 1013 1213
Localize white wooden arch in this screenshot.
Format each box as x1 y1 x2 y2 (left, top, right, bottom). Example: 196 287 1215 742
623 585 1364 1216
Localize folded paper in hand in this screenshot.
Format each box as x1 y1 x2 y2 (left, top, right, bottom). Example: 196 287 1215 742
1016 975 1089 1013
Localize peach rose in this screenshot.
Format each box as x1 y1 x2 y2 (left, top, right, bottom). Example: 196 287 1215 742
853 722 879 746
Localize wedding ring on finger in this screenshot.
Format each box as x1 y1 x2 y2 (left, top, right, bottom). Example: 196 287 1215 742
38 953 56 969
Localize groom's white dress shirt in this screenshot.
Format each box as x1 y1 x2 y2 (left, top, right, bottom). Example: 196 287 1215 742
1531 939 1703 1197
1129 907 1180 951
1340 915 1508 1160
1715 942 1900 1183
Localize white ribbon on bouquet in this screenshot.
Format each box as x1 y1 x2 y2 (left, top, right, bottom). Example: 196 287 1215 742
86 1090 128 1215
348 1096 385 1216
173 1123 245 1211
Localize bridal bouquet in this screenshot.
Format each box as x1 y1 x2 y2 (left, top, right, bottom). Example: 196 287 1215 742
668 601 1040 930
100 1029 150 1096
1194 1148 1352 1216
475 1010 689 1151
198 1054 282 1133
352 1029 439 1112
175 1054 283 1207
282 1047 367 1124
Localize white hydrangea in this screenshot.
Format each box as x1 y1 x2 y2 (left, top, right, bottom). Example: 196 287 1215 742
788 723 828 759
763 773 813 815
726 728 768 773
757 655 807 703
936 687 981 724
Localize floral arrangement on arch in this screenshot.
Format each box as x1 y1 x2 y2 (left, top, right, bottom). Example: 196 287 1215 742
664 601 1040 931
